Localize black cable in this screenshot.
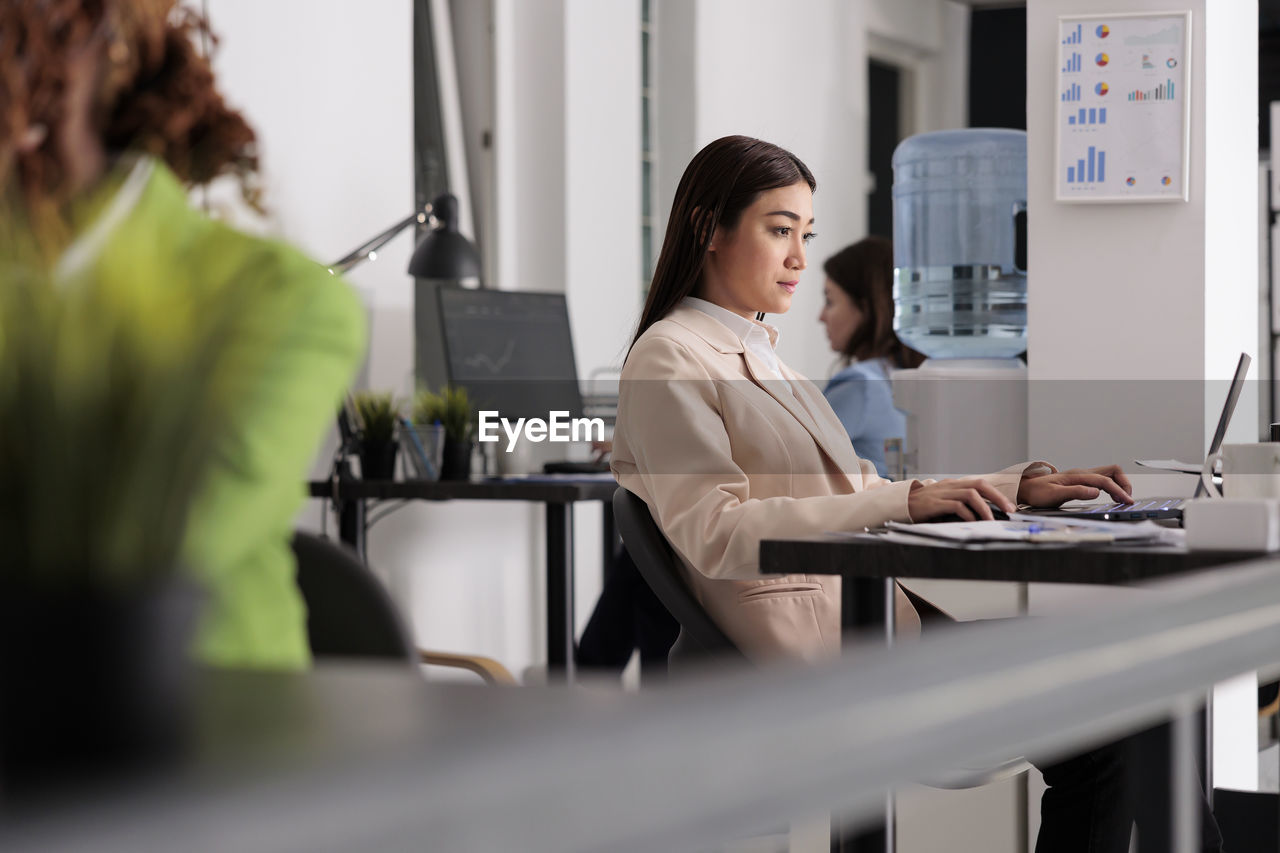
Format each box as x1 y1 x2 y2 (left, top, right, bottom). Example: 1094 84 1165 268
365 499 410 531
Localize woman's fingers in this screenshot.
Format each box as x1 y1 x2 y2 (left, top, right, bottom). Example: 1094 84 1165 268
948 479 1016 516
909 477 1023 522
975 479 1018 514
1065 471 1133 504
1089 464 1134 495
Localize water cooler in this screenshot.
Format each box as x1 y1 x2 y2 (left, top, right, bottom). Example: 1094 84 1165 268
890 129 1029 479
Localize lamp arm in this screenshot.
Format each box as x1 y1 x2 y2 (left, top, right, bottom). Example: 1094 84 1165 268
328 210 427 274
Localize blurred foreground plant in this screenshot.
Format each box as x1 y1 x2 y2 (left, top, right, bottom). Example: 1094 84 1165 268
0 256 250 588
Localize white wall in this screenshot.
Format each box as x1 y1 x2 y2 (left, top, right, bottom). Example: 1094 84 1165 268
565 0 643 376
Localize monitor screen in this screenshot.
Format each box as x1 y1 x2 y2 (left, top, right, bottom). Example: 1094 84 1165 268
436 287 584 420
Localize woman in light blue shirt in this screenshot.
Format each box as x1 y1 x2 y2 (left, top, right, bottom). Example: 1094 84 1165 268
818 236 923 478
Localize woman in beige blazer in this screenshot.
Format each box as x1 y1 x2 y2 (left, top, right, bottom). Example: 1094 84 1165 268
610 135 1133 664
610 136 1222 853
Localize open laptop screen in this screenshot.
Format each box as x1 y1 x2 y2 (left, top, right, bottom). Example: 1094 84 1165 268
437 287 584 421
1193 352 1251 497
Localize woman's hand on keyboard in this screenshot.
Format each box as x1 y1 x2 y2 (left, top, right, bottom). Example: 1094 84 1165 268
907 478 1018 522
1017 465 1134 508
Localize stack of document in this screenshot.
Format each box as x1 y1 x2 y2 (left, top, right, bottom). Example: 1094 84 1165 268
882 514 1173 546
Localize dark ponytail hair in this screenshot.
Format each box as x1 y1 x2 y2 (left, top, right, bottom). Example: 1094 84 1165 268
629 135 815 351
823 236 924 370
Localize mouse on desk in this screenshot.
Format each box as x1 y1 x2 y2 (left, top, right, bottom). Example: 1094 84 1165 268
543 460 612 475
923 503 1010 524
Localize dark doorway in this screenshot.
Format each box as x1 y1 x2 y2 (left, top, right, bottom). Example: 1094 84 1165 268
969 8 1027 130
1262 0 1280 150
867 59 902 240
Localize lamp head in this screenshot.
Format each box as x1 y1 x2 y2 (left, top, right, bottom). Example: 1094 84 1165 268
408 192 481 280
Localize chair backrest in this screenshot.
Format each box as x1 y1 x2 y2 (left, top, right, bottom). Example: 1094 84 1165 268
612 488 744 663
291 531 416 664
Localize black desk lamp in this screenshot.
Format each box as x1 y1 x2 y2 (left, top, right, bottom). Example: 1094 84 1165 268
326 192 481 555
329 192 481 279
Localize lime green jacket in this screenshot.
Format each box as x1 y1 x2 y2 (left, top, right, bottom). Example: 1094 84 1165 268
71 159 366 669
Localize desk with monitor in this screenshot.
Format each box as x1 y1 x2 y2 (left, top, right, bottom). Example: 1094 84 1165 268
320 289 621 679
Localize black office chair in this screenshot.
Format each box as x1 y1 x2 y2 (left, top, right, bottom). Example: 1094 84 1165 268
291 531 514 684
611 489 1029 852
611 488 745 671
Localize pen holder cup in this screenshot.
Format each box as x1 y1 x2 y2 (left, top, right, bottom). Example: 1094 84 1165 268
399 423 445 482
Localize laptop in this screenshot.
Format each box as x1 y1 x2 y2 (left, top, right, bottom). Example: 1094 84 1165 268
1023 352 1251 522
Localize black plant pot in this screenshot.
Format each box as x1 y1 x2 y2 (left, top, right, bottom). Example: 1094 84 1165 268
0 579 200 800
359 438 399 481
440 437 473 481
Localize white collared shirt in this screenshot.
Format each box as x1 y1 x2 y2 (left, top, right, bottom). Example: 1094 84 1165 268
681 296 793 393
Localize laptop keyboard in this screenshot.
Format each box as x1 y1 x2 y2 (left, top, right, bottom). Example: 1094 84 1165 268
1091 498 1183 517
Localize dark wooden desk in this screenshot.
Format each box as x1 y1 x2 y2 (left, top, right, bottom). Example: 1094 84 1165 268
760 534 1264 629
308 477 618 679
760 535 1266 853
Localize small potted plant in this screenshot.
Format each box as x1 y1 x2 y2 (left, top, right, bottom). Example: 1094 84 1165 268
351 391 402 480
413 386 475 481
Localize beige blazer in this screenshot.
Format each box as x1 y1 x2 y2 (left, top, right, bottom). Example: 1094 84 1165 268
611 305 1032 662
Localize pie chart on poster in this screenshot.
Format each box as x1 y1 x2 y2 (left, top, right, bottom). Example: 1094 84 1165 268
1095 53 1109 66
1096 24 1110 38
1095 82 1109 96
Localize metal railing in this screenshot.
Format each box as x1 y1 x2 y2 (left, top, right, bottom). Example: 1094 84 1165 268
8 555 1280 852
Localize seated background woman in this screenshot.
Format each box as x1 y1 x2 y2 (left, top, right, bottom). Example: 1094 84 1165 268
819 236 923 478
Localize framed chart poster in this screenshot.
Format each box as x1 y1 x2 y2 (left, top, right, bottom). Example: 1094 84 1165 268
1055 11 1191 202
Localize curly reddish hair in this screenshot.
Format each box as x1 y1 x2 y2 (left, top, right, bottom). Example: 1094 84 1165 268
0 0 259 214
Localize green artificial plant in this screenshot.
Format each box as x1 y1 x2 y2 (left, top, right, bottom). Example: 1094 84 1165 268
412 385 474 442
351 390 401 443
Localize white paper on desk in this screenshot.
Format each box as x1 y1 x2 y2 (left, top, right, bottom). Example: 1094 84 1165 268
886 518 1165 544
1006 513 1170 542
1134 458 1203 474
886 520 1036 542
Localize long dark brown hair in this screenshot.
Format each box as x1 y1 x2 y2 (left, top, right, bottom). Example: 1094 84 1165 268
0 0 259 226
824 236 924 369
630 135 815 350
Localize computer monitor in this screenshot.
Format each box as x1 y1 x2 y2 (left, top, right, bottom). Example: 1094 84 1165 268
436 287 584 420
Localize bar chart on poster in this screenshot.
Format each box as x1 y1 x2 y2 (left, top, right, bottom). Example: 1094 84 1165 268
1056 12 1190 202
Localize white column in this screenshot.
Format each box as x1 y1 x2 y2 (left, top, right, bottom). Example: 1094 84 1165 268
564 0 643 377
1027 0 1260 796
